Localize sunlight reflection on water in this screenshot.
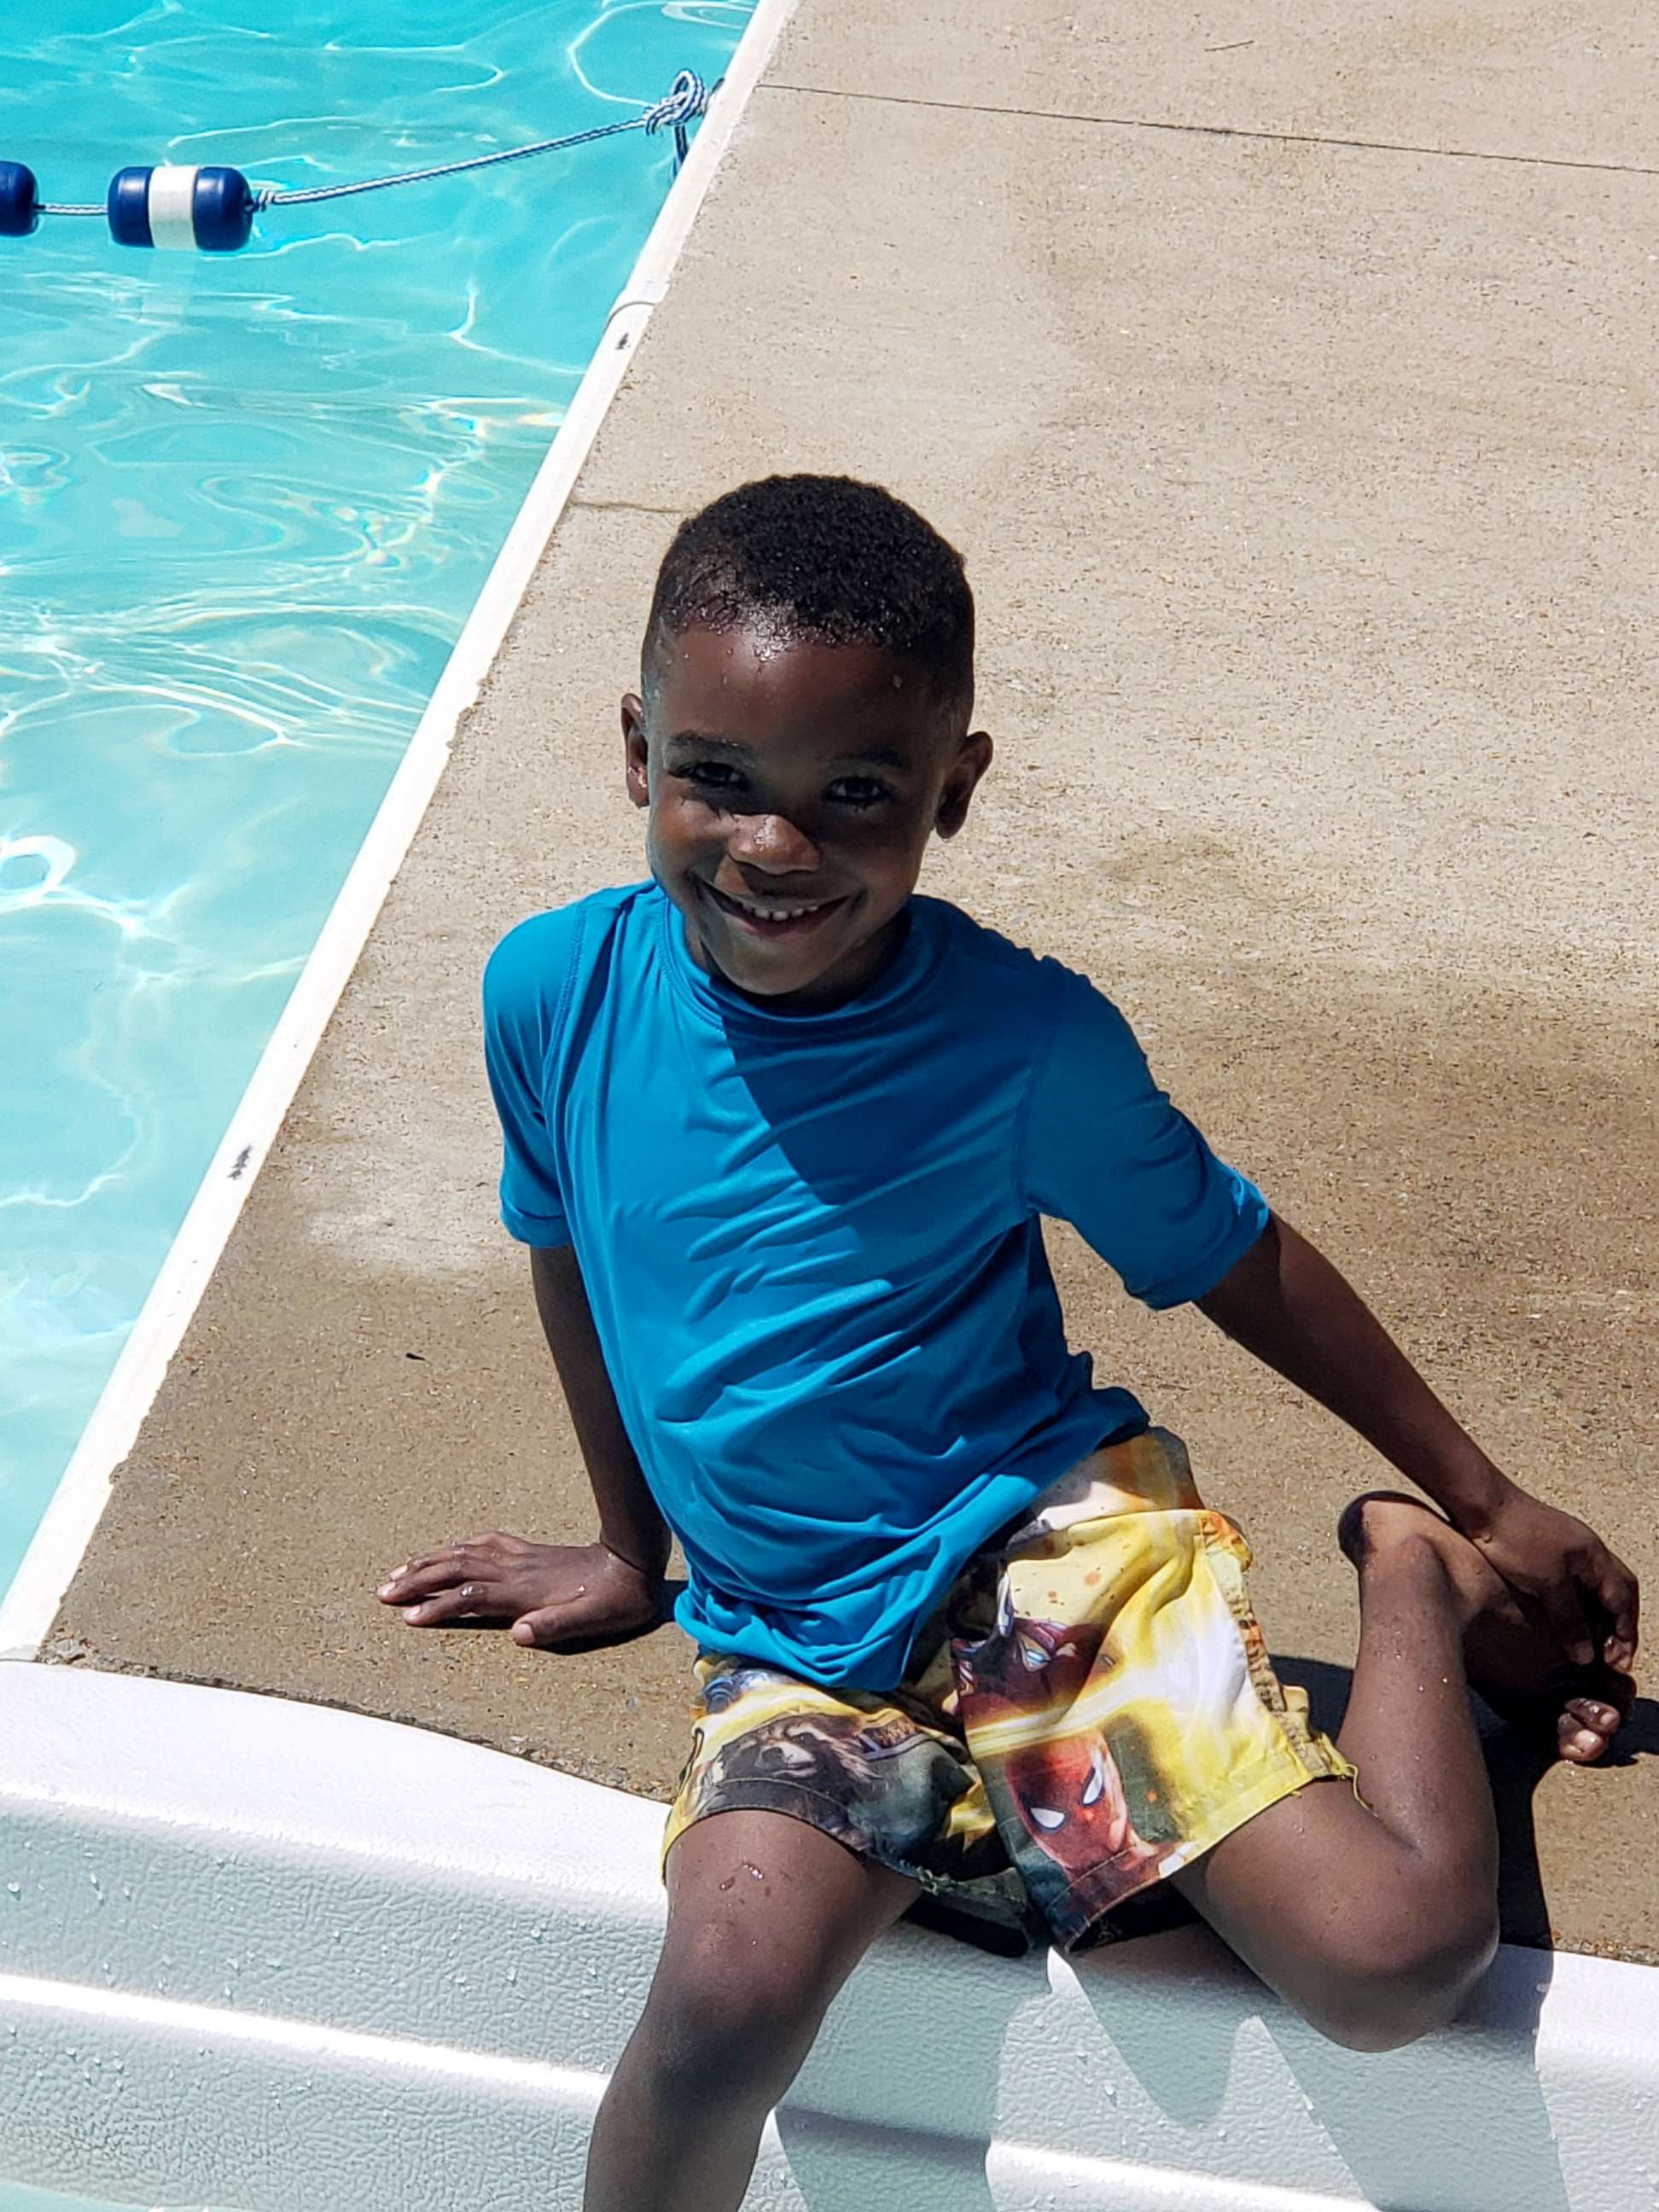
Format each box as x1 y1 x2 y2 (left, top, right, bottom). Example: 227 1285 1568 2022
0 0 754 1584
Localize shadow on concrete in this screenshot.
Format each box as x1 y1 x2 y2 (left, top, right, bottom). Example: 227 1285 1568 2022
1276 1656 1659 1953
1593 1691 1659 1767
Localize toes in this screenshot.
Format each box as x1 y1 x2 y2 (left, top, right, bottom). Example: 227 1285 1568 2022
1557 1697 1621 1764
1567 1695 1621 1735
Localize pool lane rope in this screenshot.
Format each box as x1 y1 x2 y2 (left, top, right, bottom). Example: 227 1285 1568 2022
0 69 712 252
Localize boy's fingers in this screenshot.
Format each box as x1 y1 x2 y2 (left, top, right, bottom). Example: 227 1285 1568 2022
399 1580 504 1627
378 1554 474 1601
1536 1579 1596 1669
1591 1548 1640 1671
385 1534 510 1579
511 1604 579 1647
380 1545 466 1583
511 1600 619 1648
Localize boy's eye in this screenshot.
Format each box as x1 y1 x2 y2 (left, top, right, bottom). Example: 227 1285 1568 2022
827 776 892 808
677 760 746 793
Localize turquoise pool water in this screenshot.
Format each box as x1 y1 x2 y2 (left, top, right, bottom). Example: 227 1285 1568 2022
0 2 751 1592
0 2189 229 2212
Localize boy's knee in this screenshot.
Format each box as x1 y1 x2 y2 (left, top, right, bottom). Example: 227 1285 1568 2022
636 1935 830 2110
1300 1889 1499 2053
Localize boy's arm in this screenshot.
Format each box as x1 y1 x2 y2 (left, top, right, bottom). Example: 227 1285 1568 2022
528 1244 671 1580
1197 1214 1639 1672
378 1245 670 1648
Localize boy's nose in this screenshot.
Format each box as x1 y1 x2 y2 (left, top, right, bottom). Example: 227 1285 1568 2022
728 812 823 873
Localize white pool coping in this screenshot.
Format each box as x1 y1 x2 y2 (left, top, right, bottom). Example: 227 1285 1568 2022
2 1667 1656 2212
0 0 798 1663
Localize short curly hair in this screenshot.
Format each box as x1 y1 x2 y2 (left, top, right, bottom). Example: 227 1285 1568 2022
645 474 975 707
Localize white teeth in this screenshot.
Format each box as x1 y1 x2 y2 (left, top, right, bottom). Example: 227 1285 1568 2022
730 893 826 922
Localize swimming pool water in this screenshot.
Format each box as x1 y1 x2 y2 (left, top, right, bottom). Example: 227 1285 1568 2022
0 1 753 1594
0 2187 230 2212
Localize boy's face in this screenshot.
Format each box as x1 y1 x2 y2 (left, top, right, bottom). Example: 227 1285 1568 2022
624 624 992 1006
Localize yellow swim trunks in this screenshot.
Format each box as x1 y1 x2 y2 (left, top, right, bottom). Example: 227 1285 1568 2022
664 1428 1354 1951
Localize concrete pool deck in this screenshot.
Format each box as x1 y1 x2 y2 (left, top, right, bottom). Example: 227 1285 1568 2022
41 0 1659 1965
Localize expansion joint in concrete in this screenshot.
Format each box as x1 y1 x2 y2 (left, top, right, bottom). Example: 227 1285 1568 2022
568 497 687 518
763 79 1659 181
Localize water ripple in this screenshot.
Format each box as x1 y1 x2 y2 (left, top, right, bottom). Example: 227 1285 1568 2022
0 0 755 1582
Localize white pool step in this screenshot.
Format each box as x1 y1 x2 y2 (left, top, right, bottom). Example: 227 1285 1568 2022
1 1667 1655 2211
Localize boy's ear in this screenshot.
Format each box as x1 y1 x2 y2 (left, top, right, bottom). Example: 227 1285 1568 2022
622 693 649 810
935 730 993 840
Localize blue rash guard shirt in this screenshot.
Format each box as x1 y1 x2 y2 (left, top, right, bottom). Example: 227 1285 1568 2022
484 882 1268 1691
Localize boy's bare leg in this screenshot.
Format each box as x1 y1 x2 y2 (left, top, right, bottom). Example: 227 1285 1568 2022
1172 1496 1627 2052
585 1809 918 2212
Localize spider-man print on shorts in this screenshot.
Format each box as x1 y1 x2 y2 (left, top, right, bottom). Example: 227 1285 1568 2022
662 1429 1355 1951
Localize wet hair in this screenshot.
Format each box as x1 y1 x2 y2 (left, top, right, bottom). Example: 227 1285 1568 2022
645 474 975 707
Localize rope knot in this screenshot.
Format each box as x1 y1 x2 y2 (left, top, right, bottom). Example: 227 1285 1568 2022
643 71 710 136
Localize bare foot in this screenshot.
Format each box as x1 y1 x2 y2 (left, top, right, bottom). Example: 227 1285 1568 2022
1338 1493 1630 1765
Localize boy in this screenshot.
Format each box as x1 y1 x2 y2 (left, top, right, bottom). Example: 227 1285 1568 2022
380 476 1638 2212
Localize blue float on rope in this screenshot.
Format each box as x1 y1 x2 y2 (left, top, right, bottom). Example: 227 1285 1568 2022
105 165 255 251
6 71 715 252
0 160 38 236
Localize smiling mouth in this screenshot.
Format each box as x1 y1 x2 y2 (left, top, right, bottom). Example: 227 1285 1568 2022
702 881 849 938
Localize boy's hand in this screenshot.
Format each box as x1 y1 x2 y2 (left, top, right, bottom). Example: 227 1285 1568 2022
1460 1486 1639 1674
377 1533 665 1649
1196 1219 1639 1678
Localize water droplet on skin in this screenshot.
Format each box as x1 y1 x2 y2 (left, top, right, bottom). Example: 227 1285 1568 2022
744 1862 765 1881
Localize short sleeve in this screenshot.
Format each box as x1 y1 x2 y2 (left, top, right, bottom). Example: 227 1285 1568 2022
481 915 576 1249
1021 971 1268 1307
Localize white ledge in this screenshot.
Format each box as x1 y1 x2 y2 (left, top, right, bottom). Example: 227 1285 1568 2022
1 1667 1656 2211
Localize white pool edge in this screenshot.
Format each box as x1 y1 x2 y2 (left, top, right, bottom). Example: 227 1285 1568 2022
2 1670 1656 2212
0 0 796 1663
